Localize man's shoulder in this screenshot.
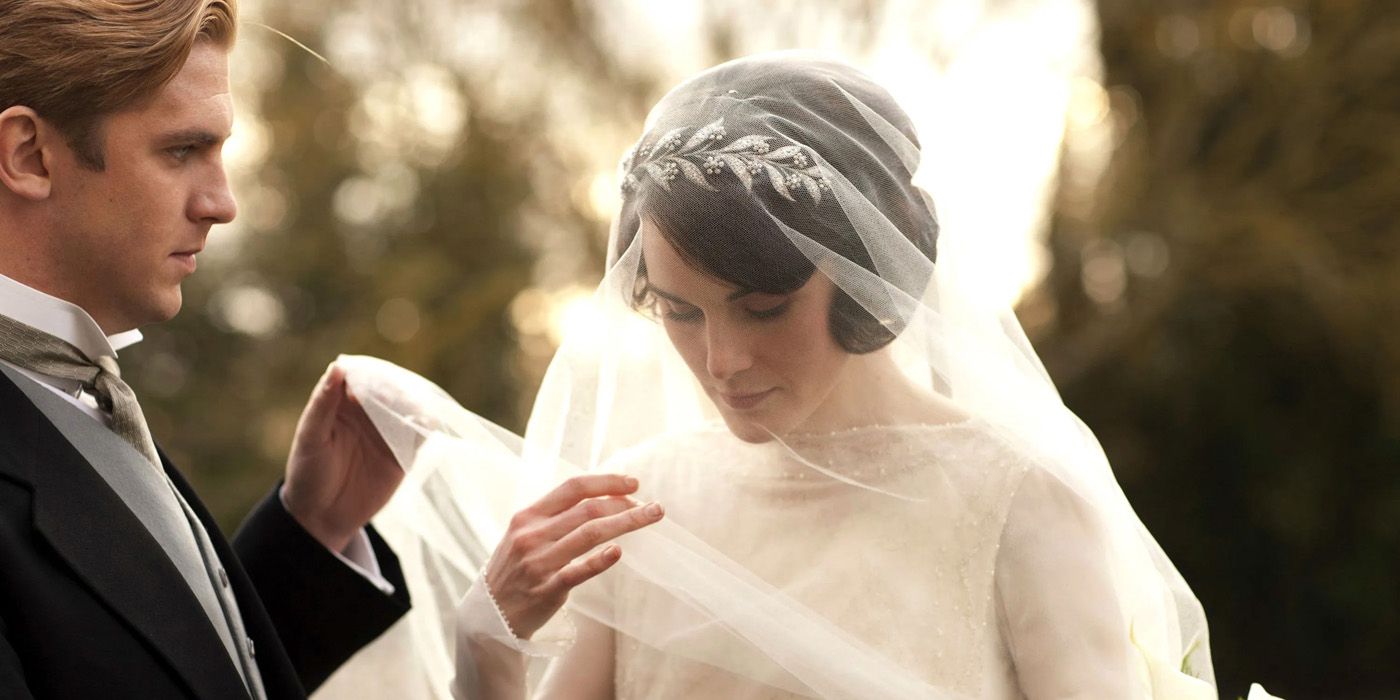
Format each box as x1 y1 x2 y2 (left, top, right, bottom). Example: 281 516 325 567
0 367 45 484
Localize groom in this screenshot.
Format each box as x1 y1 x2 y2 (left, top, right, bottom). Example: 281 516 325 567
0 1 410 698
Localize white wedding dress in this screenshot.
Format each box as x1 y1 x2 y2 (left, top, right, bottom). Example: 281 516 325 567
458 420 1135 699
615 420 1119 699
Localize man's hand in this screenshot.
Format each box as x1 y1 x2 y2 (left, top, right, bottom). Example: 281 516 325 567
282 362 404 554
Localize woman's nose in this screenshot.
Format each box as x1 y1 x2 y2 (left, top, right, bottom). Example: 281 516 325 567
704 323 754 380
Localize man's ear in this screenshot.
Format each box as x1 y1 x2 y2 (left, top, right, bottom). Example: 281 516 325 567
0 106 53 201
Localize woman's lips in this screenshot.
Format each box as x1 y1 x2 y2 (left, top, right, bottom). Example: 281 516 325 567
718 388 775 410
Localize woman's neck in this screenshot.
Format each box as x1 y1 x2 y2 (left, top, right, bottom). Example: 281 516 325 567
792 349 967 435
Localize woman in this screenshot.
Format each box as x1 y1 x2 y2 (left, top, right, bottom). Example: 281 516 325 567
340 52 1217 699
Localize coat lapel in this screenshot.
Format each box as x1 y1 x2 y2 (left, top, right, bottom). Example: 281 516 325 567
0 369 251 700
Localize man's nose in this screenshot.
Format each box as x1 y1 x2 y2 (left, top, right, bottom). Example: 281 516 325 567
191 169 237 225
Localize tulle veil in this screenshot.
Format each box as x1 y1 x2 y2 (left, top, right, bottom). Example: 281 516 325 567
319 51 1217 700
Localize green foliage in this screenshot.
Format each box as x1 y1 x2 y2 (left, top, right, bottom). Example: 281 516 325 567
1037 1 1400 696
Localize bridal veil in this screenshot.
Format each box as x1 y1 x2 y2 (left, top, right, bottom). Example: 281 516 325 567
333 51 1216 699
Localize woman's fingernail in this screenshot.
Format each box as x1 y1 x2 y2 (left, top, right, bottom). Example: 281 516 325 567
644 502 663 518
624 476 639 489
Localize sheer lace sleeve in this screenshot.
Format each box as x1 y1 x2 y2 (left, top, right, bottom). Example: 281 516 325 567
451 577 615 700
534 614 615 699
994 466 1137 699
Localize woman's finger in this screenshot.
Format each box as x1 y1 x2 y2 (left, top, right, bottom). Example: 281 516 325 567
529 474 639 517
545 543 624 593
532 496 636 543
537 502 664 569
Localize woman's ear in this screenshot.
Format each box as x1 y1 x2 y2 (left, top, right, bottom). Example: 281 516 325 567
0 106 53 201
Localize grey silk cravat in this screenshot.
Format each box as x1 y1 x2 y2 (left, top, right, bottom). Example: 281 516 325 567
0 313 162 471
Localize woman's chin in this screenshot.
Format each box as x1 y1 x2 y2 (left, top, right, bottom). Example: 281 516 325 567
720 414 781 444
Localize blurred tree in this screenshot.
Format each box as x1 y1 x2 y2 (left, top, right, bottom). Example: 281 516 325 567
129 1 543 530
1034 1 1400 696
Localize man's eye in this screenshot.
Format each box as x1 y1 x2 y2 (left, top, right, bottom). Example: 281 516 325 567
167 145 195 160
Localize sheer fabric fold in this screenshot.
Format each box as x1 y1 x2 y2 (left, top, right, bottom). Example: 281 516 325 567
329 51 1216 700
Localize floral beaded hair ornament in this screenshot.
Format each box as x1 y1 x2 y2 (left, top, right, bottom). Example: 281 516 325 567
619 117 833 204
617 112 932 504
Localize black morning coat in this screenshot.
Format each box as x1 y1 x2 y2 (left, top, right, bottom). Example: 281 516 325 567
0 370 412 699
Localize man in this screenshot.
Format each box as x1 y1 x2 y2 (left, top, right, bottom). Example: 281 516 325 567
0 1 411 697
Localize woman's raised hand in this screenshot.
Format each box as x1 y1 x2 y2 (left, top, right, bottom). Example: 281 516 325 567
484 474 663 640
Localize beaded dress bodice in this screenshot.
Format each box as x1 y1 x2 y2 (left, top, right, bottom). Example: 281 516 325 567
597 421 1031 699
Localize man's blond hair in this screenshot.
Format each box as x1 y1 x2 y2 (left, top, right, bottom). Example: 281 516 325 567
0 0 238 170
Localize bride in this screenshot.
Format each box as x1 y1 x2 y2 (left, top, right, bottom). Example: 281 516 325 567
337 52 1219 699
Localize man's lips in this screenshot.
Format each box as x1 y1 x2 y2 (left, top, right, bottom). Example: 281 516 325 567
717 388 776 410
169 249 201 272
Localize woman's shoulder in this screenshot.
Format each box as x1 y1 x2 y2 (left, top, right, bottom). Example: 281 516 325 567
599 424 738 474
902 418 1037 481
591 417 1050 492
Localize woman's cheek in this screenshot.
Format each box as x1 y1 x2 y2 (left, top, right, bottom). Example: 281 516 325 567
665 322 707 374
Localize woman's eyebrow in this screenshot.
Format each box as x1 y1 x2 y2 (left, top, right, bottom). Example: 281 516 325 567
645 284 691 305
648 284 761 304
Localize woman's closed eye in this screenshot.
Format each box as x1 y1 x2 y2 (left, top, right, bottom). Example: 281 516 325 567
660 300 703 322
742 296 790 320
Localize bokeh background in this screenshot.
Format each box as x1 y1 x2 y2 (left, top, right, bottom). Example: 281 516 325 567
126 1 1399 697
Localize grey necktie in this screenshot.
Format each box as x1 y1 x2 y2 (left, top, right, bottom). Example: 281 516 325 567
0 313 162 471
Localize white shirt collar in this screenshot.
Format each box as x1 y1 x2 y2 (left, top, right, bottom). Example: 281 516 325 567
0 272 143 360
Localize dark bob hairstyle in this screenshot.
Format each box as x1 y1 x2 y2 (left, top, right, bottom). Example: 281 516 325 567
614 54 938 354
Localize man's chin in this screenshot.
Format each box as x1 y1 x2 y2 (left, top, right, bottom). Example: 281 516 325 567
154 295 184 324
124 291 184 330
86 292 181 335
